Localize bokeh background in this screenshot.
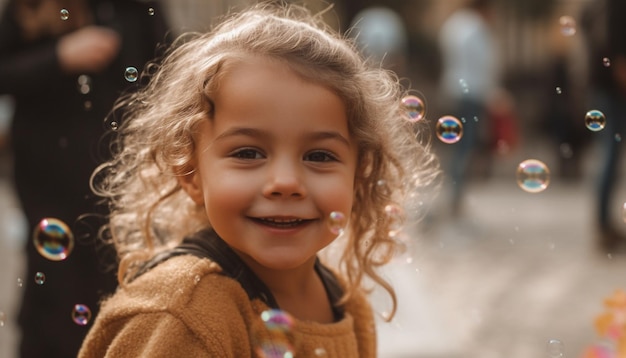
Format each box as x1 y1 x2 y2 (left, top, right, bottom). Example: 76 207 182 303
1 0 625 357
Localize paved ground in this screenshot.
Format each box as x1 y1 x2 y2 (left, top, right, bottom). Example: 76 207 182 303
372 141 626 358
1 142 625 358
374 178 626 358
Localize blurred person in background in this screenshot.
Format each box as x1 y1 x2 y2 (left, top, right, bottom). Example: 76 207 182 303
349 6 409 77
541 26 589 181
0 0 169 356
581 0 626 251
437 0 501 217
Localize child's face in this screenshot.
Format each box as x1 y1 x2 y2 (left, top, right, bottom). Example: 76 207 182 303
180 57 358 271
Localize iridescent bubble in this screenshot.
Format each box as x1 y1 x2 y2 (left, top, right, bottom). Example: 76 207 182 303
384 204 404 237
148 7 155 16
261 309 295 333
585 109 606 131
109 121 119 131
17 278 23 288
559 16 576 36
546 339 564 358
436 115 463 144
34 272 46 285
124 67 138 82
256 341 295 358
33 218 74 261
84 100 92 111
71 304 91 326
328 211 346 236
555 87 562 95
459 78 469 93
603 57 611 67
400 95 425 123
616 133 622 142
516 159 550 193
60 9 69 21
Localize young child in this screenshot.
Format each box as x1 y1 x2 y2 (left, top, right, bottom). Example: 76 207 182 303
79 3 438 357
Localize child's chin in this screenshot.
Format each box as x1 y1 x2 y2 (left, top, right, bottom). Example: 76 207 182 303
253 254 312 271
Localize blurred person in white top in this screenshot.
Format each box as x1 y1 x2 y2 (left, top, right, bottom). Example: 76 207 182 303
350 6 408 75
438 0 500 216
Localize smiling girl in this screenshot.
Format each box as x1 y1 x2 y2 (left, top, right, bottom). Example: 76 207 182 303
79 3 438 357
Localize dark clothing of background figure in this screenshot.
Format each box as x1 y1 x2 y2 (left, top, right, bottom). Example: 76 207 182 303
582 0 626 249
0 1 168 356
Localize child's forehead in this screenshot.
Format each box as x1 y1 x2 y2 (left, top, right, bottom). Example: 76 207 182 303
215 58 343 109
215 55 304 81
212 55 340 101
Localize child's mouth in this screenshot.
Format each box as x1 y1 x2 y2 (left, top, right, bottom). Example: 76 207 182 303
251 217 313 228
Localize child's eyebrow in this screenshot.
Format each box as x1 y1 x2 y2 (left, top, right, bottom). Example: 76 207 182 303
215 127 351 147
306 130 351 148
214 127 264 142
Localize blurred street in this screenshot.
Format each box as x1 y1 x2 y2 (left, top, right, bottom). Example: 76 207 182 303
1 136 625 358
373 138 626 358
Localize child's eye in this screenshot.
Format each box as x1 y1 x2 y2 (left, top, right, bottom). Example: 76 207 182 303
231 148 264 160
304 151 337 162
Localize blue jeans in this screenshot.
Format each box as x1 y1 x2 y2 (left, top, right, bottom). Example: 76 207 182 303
592 91 625 227
448 98 487 213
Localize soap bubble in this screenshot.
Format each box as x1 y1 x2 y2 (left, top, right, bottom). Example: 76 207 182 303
124 67 138 82
71 304 92 326
585 109 606 131
384 204 404 237
33 218 74 261
34 272 46 285
0 311 5 327
148 7 155 16
559 16 576 36
256 341 294 358
516 159 550 193
400 95 425 123
459 78 469 93
555 87 562 95
603 57 611 67
77 75 91 94
546 339 564 357
261 309 295 333
328 211 347 235
60 9 69 21
436 115 463 144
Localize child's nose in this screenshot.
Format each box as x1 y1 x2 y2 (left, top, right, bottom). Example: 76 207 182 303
262 160 307 199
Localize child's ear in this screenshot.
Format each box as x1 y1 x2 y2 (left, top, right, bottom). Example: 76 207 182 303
177 167 205 205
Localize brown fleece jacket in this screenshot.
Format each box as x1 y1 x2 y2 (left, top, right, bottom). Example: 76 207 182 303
78 255 377 357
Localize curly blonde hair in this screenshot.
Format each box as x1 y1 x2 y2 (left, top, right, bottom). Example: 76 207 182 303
92 2 439 319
